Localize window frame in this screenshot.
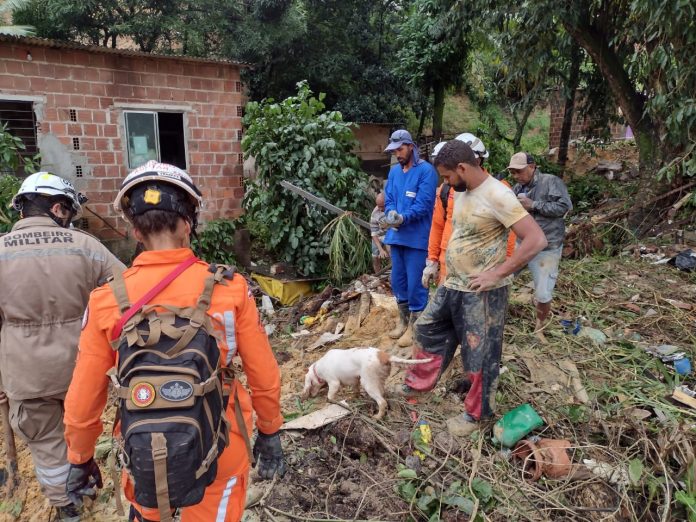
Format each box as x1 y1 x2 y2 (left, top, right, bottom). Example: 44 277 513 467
122 108 189 170
124 110 161 169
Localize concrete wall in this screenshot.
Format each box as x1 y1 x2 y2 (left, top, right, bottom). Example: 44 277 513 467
0 41 245 247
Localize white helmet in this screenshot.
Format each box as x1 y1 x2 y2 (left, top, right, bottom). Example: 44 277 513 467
455 133 489 159
114 160 203 223
431 141 448 159
12 172 86 220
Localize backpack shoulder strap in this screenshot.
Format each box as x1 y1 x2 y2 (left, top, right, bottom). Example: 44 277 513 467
440 183 450 221
109 270 131 314
167 264 235 355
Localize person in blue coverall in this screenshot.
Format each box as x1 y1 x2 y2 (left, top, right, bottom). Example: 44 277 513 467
380 129 438 349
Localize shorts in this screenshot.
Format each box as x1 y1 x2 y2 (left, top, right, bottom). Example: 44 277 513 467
527 246 562 303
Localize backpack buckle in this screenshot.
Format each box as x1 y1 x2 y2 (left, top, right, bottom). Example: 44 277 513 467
152 445 168 460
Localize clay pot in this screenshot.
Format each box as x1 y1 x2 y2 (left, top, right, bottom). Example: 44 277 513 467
512 438 573 480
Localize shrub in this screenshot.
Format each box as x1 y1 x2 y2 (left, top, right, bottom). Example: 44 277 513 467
242 81 370 276
191 219 238 265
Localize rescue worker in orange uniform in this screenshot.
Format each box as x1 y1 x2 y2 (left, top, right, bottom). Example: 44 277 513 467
63 161 285 522
421 134 516 288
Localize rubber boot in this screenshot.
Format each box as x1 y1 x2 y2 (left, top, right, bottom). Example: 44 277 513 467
534 301 552 343
397 311 420 347
389 301 410 339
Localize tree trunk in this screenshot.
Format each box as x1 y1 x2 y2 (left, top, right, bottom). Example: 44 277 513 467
432 81 445 141
417 86 430 140
563 18 663 234
558 43 582 167
512 101 535 151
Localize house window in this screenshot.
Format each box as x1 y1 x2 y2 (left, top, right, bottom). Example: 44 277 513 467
0 100 37 175
124 111 186 169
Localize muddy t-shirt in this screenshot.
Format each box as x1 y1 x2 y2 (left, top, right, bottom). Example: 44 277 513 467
444 176 528 292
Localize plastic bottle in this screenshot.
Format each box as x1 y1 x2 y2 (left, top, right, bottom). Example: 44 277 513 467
491 403 544 448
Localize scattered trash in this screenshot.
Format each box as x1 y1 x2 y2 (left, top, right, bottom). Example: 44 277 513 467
412 420 432 461
251 273 314 306
577 326 607 345
674 357 692 376
290 329 312 339
280 401 351 430
663 298 693 311
669 248 696 272
625 407 652 420
672 385 696 409
260 295 275 316
645 344 691 374
560 318 581 335
307 332 343 351
512 438 573 481
583 459 630 487
492 403 544 448
520 355 589 404
645 344 686 361
264 324 276 336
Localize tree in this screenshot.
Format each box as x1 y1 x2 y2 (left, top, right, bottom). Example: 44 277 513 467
462 0 696 232
13 0 241 51
394 0 470 139
13 0 416 123
0 0 34 35
236 0 414 123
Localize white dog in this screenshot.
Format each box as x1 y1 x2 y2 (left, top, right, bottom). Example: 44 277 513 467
301 347 432 419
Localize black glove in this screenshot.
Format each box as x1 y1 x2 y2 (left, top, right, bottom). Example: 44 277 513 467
252 431 287 480
66 458 103 506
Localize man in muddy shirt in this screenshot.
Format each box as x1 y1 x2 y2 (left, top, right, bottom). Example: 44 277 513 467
0 172 123 521
403 141 547 436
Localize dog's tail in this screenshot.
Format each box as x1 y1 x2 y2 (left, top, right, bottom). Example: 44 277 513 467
388 355 433 367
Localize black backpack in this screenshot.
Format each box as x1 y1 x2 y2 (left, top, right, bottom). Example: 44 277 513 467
107 261 251 522
440 182 450 221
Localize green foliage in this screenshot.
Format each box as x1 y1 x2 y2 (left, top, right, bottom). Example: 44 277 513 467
0 121 40 176
0 174 21 233
242 82 370 276
191 219 238 265
0 124 40 233
0 0 35 35
566 173 619 212
394 467 494 520
322 213 371 283
675 461 696 522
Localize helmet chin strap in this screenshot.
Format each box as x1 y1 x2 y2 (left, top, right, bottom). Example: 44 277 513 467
25 196 72 228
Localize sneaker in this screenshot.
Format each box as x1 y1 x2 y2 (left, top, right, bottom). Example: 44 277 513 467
446 413 480 437
54 503 80 522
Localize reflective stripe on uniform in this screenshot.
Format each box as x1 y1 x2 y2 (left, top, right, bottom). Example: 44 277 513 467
215 476 238 522
34 462 70 487
0 247 106 262
222 311 236 364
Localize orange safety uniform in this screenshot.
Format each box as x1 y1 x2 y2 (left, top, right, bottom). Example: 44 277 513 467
427 176 517 283
64 248 283 522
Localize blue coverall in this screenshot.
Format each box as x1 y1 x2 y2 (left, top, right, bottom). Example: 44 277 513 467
384 160 438 311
